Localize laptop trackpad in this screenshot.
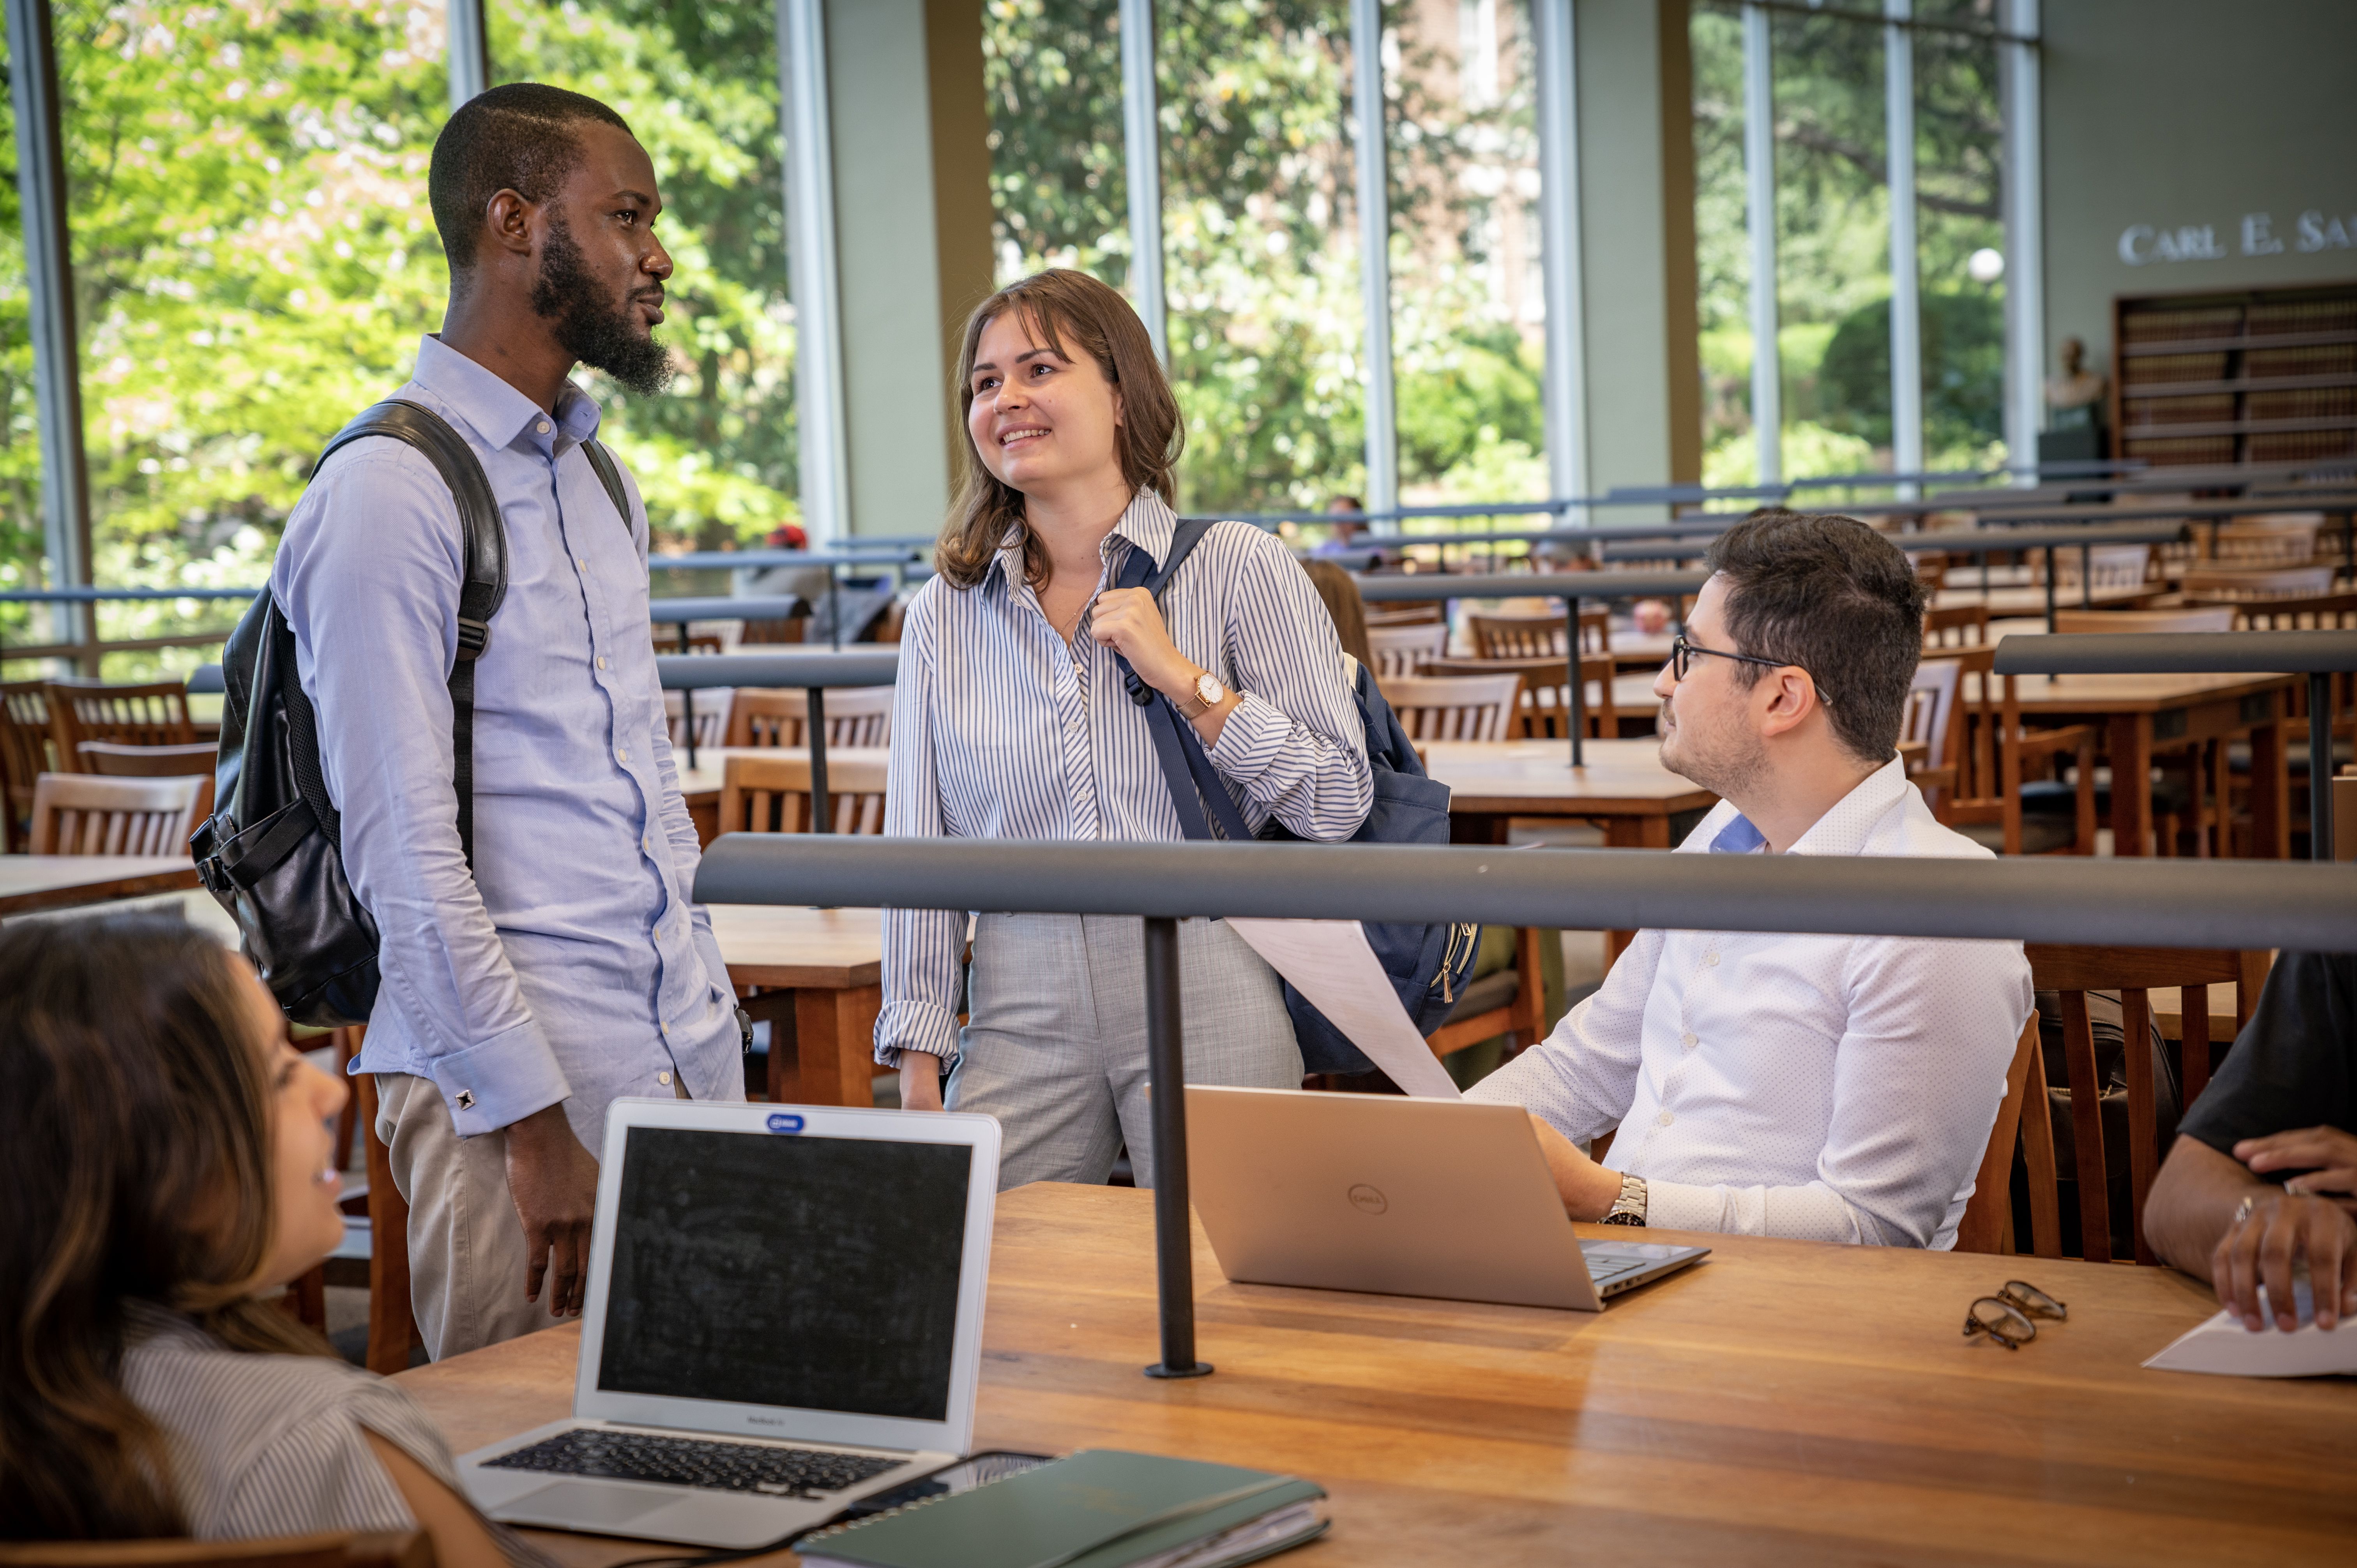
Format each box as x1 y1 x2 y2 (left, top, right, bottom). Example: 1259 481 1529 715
501 1480 677 1531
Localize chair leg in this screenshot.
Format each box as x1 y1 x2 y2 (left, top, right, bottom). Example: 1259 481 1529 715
355 1062 421 1374
332 1026 360 1174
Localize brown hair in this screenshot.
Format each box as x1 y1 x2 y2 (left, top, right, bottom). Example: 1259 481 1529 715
0 916 328 1538
936 269 1184 591
1299 558 1374 669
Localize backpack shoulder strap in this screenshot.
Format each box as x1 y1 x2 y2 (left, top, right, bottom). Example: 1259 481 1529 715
1137 515 1221 599
581 438 633 534
314 398 505 869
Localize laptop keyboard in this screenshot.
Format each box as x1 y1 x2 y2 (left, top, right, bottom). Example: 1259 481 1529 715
484 1429 901 1497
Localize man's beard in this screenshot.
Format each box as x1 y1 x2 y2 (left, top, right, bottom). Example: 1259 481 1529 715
1657 698 1767 800
531 215 672 397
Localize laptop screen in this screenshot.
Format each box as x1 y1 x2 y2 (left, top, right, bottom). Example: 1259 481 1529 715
597 1126 974 1423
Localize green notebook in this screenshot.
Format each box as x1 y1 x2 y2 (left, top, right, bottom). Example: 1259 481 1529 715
795 1449 1329 1568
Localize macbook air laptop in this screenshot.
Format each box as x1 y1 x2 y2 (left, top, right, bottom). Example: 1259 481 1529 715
1185 1087 1707 1311
458 1098 1002 1548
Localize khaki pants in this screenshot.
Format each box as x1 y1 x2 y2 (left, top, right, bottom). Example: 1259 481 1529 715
375 1073 687 1361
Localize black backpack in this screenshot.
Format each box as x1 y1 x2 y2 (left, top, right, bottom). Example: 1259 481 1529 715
191 399 628 1026
1110 520 1479 1076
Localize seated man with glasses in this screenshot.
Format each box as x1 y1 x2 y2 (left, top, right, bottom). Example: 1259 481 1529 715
2143 951 2356 1333
1467 510 2033 1247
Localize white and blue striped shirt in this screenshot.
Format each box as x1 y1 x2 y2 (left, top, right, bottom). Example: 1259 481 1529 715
876 491 1373 1066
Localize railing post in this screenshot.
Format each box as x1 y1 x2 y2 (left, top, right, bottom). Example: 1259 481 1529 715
807 687 830 834
1141 915 1210 1379
1565 594 1585 768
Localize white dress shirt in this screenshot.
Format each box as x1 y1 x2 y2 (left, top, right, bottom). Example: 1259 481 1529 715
1467 758 2032 1248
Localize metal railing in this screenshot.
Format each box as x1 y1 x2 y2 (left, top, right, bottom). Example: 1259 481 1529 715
691 832 2357 1378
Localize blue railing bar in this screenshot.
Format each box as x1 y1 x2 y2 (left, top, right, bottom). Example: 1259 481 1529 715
1353 571 1707 603
645 597 810 624
1 586 261 602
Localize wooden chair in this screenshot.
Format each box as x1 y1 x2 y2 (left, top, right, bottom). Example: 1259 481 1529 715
2178 564 2336 602
1941 647 2099 855
663 687 734 752
720 751 890 835
0 1531 432 1568
2210 514 2321 567
723 685 894 749
2205 590 2357 630
1362 602 1444 627
652 627 726 655
1954 1015 2043 1256
352 1061 423 1376
1376 673 1522 743
1366 620 1449 680
44 678 196 759
1922 602 1988 648
1 679 59 851
1900 658 1962 814
2043 544 2152 590
1912 550 1951 589
1424 925 1548 1059
2051 607 2234 634
29 773 203 856
78 740 219 825
1421 654 1621 740
1464 610 1611 660
2009 945 2267 1264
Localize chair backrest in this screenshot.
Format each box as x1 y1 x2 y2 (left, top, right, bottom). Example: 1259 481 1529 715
2178 563 2338 601
2051 543 2152 588
663 688 734 750
723 685 894 749
79 740 220 825
1467 613 1564 660
44 679 195 760
1 680 58 851
2210 514 2321 565
653 630 727 655
1902 657 1961 771
0 1530 432 1568
1922 602 1989 648
1912 550 1950 587
29 772 203 856
2051 606 2235 635
1941 645 2099 855
1376 673 1523 743
2014 944 2267 1265
1366 620 1450 679
718 751 889 836
1954 1015 2043 1255
2202 590 2357 630
1361 602 1444 627
1422 655 1620 740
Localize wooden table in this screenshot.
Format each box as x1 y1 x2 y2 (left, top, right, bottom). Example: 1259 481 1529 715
2006 670 2297 857
398 1183 2356 1566
1422 738 1714 849
707 904 884 1106
1934 581 2170 619
0 853 200 917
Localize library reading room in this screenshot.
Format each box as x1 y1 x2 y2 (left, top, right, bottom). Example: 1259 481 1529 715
2 2 2353 1565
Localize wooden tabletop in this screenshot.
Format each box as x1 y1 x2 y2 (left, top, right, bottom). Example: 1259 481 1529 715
705 903 882 989
1422 738 1715 816
397 1182 2355 1566
2001 669 2295 717
676 746 892 803
0 854 201 918
1934 582 2167 618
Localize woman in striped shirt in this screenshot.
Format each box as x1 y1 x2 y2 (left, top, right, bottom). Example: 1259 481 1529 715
882 269 1373 1187
0 915 536 1565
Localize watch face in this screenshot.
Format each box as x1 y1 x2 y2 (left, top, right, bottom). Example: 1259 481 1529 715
1196 672 1225 705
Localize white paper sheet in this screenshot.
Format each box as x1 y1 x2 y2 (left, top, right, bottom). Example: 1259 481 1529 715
2143 1281 2357 1377
1224 918 1462 1100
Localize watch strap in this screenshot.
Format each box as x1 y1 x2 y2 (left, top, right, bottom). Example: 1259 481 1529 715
1601 1172 1649 1226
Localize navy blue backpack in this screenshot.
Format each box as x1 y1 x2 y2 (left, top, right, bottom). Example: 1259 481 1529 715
1109 519 1481 1076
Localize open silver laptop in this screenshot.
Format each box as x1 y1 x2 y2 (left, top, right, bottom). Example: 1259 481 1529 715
458 1098 1002 1548
1185 1087 1706 1311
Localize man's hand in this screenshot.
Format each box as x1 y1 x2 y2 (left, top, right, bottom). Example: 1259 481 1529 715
899 1052 945 1113
1527 1114 1626 1222
2210 1191 2357 1333
2235 1125 2357 1211
504 1104 601 1317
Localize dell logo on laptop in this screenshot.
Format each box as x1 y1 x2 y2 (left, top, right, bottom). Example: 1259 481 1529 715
765 1113 805 1134
1347 1183 1388 1215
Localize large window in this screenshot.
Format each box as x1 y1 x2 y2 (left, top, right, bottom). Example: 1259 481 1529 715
0 55 33 659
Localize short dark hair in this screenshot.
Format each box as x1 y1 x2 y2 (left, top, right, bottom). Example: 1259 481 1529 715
428 83 634 273
1702 510 1928 764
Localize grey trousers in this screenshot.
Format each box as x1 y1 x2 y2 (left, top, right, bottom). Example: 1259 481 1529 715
947 913 1302 1190
375 1072 689 1361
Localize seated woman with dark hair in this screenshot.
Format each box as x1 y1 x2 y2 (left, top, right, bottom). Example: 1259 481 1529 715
0 915 532 1563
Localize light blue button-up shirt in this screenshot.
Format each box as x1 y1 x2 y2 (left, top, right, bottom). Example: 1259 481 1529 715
272 334 743 1142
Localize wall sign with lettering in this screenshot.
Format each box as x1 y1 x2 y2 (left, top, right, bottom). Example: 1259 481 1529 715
2118 209 2355 266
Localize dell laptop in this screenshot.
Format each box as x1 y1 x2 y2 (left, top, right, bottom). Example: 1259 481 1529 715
458 1098 1002 1548
1185 1087 1707 1311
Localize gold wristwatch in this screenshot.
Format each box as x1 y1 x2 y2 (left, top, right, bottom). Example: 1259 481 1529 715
1599 1172 1649 1227
1173 668 1226 720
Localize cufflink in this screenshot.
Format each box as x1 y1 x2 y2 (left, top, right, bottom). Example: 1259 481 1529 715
456 1089 475 1111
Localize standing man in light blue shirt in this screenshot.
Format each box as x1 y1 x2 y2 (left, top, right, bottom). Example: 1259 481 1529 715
272 84 744 1359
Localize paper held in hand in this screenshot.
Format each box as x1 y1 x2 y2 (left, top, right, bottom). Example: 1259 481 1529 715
1224 918 1462 1100
2143 1280 2357 1377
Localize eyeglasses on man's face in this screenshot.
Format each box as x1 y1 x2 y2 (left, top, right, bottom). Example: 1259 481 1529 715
1667 634 1797 685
